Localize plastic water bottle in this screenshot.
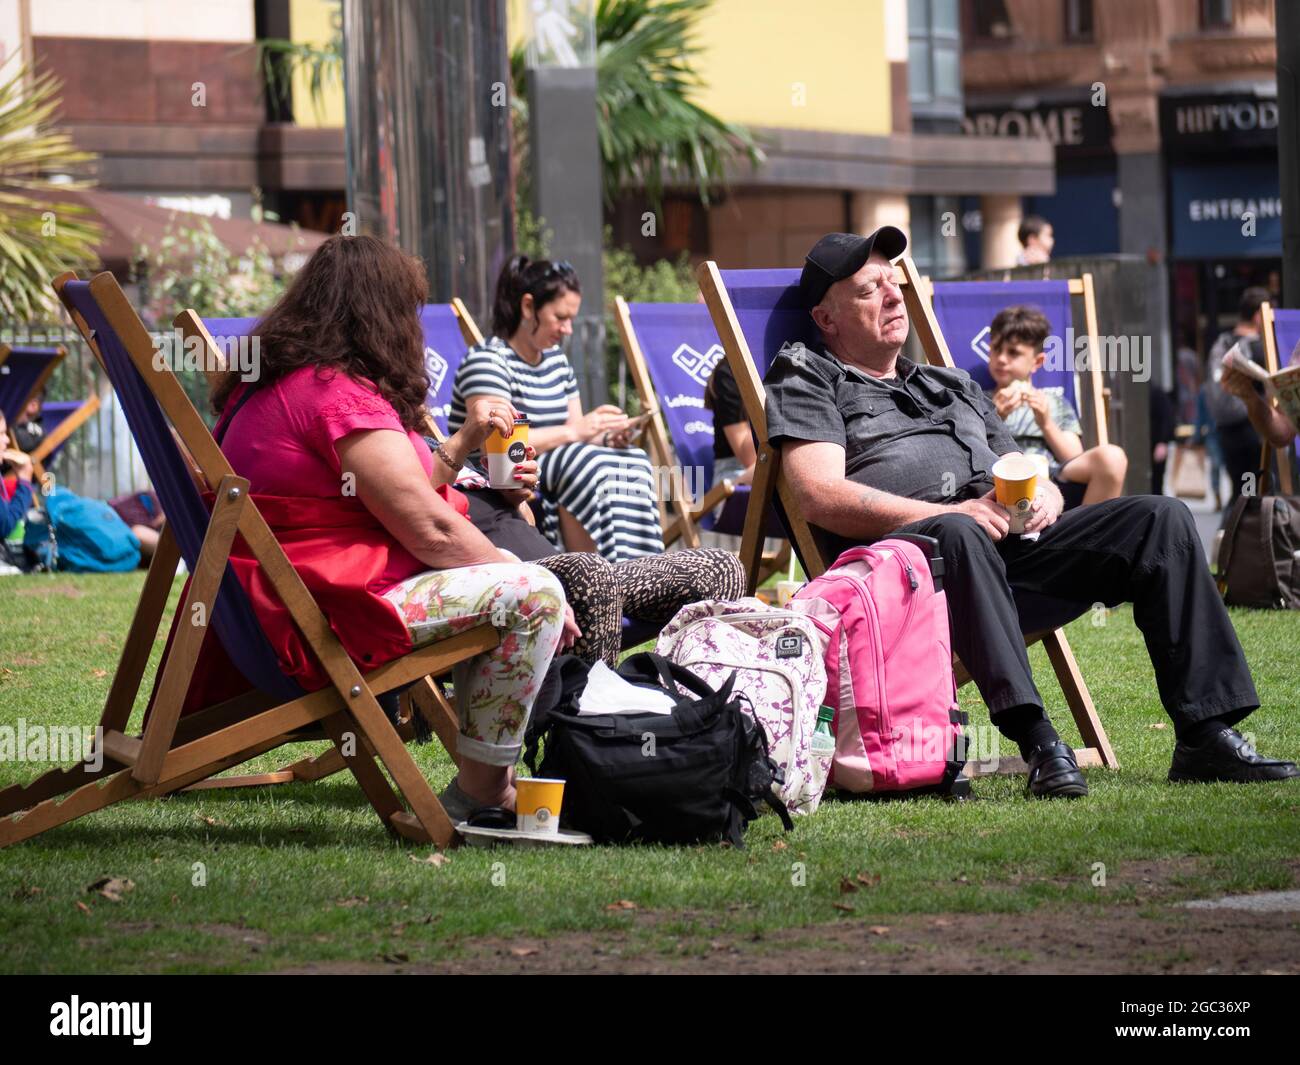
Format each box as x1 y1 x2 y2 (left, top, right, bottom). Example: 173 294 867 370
811 704 836 757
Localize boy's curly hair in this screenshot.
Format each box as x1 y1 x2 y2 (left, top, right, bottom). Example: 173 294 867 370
989 305 1052 354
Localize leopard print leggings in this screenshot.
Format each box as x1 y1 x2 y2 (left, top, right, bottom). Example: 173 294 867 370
537 548 745 666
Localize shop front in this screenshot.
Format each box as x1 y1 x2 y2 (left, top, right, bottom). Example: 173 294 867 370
1162 88 1281 356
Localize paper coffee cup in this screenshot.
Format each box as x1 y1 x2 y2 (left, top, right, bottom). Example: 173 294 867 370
992 454 1038 534
516 777 564 836
485 416 529 489
776 580 801 607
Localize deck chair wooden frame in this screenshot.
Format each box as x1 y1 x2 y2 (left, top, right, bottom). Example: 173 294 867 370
0 272 500 850
697 258 1117 777
0 343 101 480
613 296 791 581
1257 301 1297 496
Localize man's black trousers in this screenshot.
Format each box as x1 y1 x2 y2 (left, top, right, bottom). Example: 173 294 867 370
898 495 1258 732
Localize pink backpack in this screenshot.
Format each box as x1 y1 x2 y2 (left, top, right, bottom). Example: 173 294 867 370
789 536 967 796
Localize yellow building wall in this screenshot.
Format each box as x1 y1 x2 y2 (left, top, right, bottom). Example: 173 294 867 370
690 0 891 134
508 0 890 135
291 0 892 136
289 0 345 129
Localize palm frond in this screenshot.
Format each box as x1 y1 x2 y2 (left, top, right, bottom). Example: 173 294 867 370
0 58 102 321
513 0 763 207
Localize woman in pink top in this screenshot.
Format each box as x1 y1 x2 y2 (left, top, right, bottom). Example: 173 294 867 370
209 235 573 818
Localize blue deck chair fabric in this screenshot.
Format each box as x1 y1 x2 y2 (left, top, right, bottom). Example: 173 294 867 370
418 305 472 435
622 302 782 538
1270 309 1300 459
929 280 1078 410
202 307 470 436
718 269 819 379
0 346 62 424
67 284 302 702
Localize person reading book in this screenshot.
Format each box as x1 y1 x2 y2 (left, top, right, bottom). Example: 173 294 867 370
1219 339 1300 449
985 305 1127 508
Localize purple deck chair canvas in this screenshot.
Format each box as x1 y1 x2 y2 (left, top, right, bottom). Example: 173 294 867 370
622 302 783 539
1269 308 1300 463
929 280 1085 431
201 306 471 436
0 345 62 425
74 288 303 703
1271 310 1300 368
418 304 474 436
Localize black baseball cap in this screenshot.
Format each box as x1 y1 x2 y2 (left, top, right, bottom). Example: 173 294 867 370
799 227 908 310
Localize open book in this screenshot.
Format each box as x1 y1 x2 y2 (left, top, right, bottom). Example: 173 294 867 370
1223 343 1300 433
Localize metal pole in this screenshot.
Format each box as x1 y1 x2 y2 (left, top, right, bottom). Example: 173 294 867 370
527 65 607 407
1278 0 1300 309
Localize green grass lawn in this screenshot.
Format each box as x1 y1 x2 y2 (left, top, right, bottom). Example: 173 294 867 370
1 570 1298 973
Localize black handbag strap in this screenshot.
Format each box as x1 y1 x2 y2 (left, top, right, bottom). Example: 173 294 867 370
213 380 262 447
1217 493 1251 579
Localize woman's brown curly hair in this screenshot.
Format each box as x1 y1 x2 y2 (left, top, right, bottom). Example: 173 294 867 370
211 234 430 431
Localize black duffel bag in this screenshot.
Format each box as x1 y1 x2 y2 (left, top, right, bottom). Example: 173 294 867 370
523 652 792 847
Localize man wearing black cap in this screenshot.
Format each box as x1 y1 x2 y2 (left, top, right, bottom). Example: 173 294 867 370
763 228 1298 797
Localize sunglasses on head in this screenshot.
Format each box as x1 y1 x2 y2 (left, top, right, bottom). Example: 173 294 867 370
532 259 575 280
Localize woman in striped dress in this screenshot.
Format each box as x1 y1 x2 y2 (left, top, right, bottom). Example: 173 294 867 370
450 257 664 562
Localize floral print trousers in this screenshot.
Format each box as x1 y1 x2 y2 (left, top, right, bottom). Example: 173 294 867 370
382 563 565 766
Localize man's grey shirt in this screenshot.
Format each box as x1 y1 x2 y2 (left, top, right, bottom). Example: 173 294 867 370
763 341 1019 502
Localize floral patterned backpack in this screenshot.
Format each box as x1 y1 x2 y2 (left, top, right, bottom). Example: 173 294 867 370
656 598 831 816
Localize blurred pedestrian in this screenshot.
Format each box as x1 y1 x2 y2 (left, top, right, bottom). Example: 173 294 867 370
1015 215 1054 266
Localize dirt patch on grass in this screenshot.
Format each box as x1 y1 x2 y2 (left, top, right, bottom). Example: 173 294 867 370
12 582 85 600
270 907 1300 975
271 859 1300 975
195 923 270 948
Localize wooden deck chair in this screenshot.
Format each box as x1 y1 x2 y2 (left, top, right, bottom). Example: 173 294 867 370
0 344 63 424
614 297 790 580
920 272 1111 452
28 397 102 479
697 259 1117 777
1259 301 1299 496
0 344 101 480
0 272 500 850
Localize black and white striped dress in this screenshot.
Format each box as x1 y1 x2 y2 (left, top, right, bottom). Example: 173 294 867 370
449 336 663 563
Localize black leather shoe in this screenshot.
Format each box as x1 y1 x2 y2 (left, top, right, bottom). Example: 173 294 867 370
1025 740 1088 798
1169 727 1300 784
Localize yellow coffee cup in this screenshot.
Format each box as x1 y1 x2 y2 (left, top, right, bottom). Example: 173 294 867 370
485 415 530 489
516 777 564 836
991 454 1038 534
